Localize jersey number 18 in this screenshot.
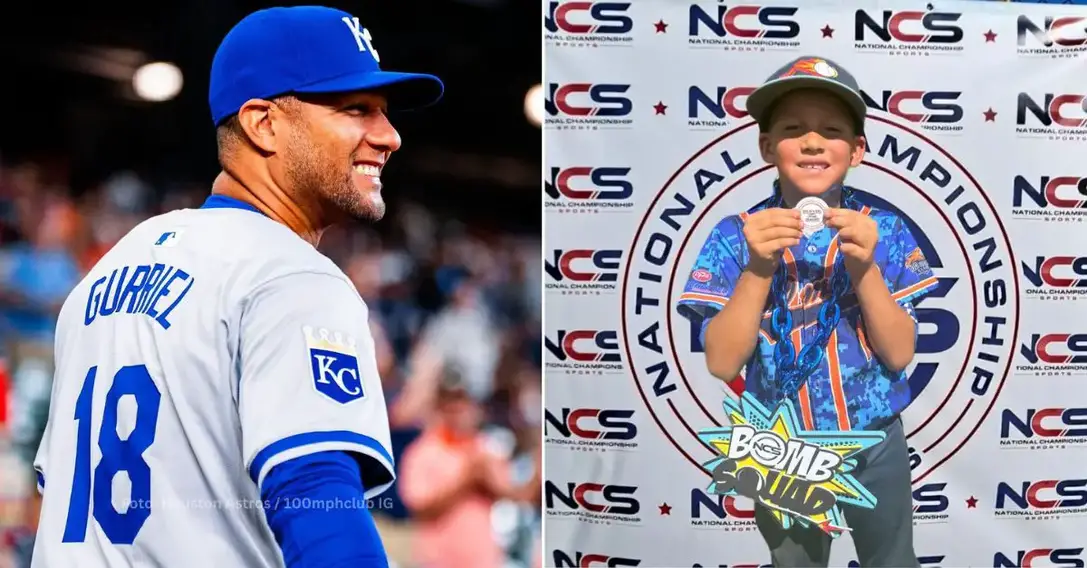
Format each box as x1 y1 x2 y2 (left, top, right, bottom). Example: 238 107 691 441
61 364 161 545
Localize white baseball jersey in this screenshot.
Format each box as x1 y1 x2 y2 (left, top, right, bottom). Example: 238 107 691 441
32 196 394 567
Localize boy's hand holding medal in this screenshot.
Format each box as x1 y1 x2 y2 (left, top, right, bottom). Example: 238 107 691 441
825 207 879 272
742 208 803 277
741 195 879 277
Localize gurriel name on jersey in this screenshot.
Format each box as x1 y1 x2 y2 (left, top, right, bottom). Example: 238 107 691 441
84 263 195 330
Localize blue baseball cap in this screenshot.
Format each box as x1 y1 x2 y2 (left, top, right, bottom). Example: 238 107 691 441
209 6 444 126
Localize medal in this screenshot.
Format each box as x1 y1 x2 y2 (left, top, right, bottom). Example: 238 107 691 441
795 196 828 237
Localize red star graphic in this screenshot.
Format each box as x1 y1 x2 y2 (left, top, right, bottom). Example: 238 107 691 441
653 101 668 115
654 19 668 33
821 25 834 38
983 108 997 122
984 29 997 43
966 496 978 508
658 502 672 515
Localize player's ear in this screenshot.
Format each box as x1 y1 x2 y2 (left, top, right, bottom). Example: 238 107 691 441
758 131 775 164
850 135 866 167
236 98 279 154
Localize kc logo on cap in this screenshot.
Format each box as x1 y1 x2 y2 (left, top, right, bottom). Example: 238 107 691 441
341 16 381 62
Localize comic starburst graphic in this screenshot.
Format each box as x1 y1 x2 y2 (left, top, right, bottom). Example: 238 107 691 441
697 392 886 536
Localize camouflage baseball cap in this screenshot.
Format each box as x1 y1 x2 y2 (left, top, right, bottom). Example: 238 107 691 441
746 56 866 132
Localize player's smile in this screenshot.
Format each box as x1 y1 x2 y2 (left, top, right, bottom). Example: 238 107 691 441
352 160 383 190
353 162 381 177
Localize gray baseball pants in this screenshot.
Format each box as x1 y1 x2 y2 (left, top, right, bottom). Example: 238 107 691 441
753 417 919 568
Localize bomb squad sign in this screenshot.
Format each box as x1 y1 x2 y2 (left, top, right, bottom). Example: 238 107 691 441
698 392 887 536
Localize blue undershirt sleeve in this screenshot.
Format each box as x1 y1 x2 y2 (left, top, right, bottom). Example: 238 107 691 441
261 450 389 568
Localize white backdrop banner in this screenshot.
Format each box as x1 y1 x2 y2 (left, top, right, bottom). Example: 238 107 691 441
543 0 1087 566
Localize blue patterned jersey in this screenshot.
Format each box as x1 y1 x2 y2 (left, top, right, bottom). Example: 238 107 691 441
676 199 938 432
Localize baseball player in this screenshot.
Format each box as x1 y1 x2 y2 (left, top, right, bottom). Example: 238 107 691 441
30 6 442 567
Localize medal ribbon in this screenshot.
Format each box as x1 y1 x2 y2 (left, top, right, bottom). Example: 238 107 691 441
754 184 860 402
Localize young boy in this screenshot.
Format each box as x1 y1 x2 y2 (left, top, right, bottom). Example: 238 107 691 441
676 56 939 567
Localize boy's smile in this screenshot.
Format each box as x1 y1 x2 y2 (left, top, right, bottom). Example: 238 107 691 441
797 158 830 171
758 88 866 204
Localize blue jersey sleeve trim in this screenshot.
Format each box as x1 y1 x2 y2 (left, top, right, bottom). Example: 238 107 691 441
36 470 44 493
249 430 395 493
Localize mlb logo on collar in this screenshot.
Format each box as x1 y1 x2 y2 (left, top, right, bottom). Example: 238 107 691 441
304 326 365 404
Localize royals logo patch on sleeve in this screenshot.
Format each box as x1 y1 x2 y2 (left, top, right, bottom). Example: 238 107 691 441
303 326 365 404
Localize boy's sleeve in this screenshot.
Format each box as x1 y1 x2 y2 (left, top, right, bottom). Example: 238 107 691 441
879 215 940 309
675 216 747 343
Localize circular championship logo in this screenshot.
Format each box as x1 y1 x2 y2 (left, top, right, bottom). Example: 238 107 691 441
621 116 1020 484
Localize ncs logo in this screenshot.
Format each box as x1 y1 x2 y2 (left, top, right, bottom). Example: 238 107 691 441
860 90 963 133
1016 15 1087 58
545 481 642 524
545 249 623 295
687 4 800 49
546 84 632 117
544 2 634 36
1015 93 1087 141
545 84 634 130
546 166 634 206
1022 256 1087 298
995 479 1087 520
1000 408 1087 450
544 407 639 451
686 86 754 129
854 10 963 52
688 489 756 530
544 329 623 373
1012 175 1087 212
994 547 1084 567
552 549 641 567
1017 333 1087 375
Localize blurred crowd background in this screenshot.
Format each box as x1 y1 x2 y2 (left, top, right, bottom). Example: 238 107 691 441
0 2 540 568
